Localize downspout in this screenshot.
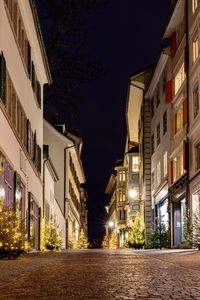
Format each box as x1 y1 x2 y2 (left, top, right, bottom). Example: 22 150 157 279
64 144 75 249
185 0 190 220
43 157 48 218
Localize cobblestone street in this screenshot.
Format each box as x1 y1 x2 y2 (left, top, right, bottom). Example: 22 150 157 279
0 250 200 299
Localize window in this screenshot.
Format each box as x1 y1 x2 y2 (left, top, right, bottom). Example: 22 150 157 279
192 36 199 63
195 142 200 171
156 161 161 187
163 152 168 178
119 191 126 202
192 0 198 13
15 173 25 223
175 104 183 132
157 123 160 146
132 156 139 172
119 171 126 182
173 152 184 182
163 110 167 135
151 134 154 154
175 63 185 95
193 85 199 119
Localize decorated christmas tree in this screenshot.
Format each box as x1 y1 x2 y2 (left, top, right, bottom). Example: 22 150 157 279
109 232 118 249
0 202 28 258
44 220 62 251
68 235 78 249
77 229 88 249
128 212 145 249
102 233 110 249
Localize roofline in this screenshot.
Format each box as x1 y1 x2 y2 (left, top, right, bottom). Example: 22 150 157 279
44 119 74 146
161 0 179 40
45 156 59 182
129 63 155 81
29 0 52 84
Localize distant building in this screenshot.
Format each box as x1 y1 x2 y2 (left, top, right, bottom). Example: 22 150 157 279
124 144 140 227
105 155 128 247
43 120 86 248
0 0 51 249
43 146 66 248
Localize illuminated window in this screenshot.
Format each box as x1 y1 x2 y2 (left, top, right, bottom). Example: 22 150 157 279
193 85 199 119
119 191 126 202
119 171 126 181
156 161 161 187
173 152 183 182
192 36 199 63
192 0 198 13
163 152 168 178
175 104 183 132
132 156 139 172
175 63 185 95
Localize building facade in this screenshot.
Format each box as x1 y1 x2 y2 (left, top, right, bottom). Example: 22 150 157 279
43 120 86 248
145 52 172 232
0 0 51 249
43 148 66 248
163 0 189 247
188 0 200 237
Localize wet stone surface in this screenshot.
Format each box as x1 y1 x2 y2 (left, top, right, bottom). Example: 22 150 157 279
0 249 200 299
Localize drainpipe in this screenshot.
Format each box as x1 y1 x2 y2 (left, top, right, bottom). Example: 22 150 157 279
185 0 190 220
43 157 48 218
64 144 75 249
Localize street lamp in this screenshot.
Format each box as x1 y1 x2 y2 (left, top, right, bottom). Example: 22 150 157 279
108 221 114 228
129 188 138 199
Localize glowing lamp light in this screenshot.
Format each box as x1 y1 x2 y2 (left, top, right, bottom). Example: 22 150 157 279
15 190 21 200
0 188 5 199
108 221 114 228
129 189 138 199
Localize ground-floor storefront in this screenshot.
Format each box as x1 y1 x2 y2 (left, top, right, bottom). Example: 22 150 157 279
169 174 188 247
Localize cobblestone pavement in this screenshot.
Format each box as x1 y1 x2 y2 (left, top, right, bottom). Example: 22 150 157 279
0 249 200 299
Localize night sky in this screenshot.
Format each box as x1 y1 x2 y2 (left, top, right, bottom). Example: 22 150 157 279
36 1 172 241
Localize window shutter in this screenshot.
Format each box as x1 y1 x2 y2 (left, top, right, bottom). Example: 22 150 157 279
36 81 41 108
31 62 35 91
165 79 174 103
27 120 31 154
168 161 173 185
183 99 187 125
27 192 31 239
170 32 176 57
27 42 31 77
0 52 6 104
33 131 36 162
24 115 28 149
37 145 41 175
183 140 188 171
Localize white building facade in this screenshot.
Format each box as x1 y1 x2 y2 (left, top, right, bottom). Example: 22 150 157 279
43 120 86 248
0 0 51 249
